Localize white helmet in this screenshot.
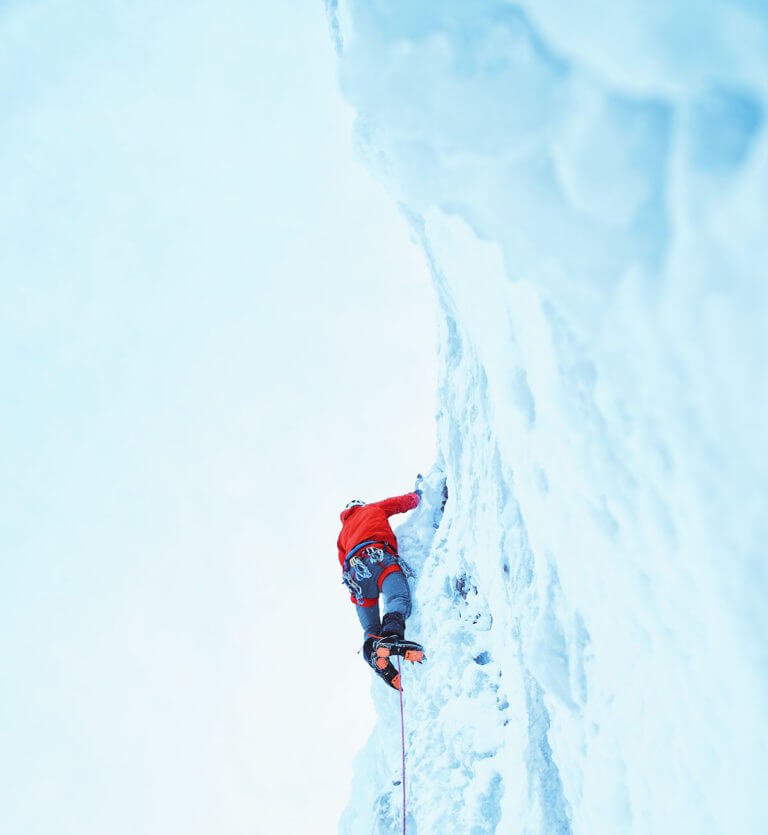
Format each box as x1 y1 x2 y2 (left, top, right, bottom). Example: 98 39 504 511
345 499 366 510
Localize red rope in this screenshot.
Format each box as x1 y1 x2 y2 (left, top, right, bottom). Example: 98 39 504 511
397 655 406 834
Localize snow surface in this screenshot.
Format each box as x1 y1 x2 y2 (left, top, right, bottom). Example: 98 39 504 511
330 2 768 833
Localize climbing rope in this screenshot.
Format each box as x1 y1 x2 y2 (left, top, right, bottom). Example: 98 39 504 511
397 655 406 833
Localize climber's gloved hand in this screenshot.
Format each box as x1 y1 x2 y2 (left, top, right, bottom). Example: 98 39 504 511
414 473 423 497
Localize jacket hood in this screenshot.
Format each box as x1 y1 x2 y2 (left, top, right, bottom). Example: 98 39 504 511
340 505 363 523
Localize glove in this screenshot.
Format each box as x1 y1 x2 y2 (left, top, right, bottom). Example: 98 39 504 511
414 473 423 497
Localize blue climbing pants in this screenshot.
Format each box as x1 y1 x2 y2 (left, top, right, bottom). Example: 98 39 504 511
356 569 411 639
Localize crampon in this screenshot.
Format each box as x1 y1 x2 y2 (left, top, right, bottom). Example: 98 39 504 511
374 637 425 665
365 636 425 691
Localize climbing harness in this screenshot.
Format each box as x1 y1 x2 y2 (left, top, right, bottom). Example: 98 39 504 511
341 542 402 605
343 539 397 572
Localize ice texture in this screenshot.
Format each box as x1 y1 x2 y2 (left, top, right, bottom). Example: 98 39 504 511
331 2 768 833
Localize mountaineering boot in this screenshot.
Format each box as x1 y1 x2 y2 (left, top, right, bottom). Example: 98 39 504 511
363 635 401 691
380 611 405 639
375 612 425 664
375 637 425 664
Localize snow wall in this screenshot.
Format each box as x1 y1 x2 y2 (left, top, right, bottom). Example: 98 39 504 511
328 2 768 832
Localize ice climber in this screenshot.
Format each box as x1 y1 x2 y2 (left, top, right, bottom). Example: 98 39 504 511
338 488 425 690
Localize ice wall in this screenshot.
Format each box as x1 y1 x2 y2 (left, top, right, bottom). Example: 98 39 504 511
331 2 768 832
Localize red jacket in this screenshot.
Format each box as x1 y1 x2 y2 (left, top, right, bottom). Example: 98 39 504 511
337 493 420 567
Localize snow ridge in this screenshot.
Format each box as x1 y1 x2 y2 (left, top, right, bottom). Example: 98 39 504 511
333 1 768 832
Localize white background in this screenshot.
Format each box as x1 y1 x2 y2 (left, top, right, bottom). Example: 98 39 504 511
0 1 437 831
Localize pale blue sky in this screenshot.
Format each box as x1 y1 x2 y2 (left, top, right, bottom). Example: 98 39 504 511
1 1 436 831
